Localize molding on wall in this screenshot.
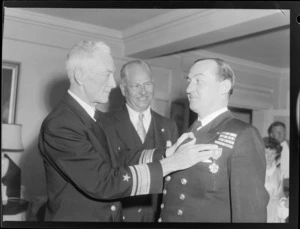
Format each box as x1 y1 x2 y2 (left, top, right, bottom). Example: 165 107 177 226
280 68 290 77
235 82 273 96
4 8 123 43
123 9 216 39
124 9 289 58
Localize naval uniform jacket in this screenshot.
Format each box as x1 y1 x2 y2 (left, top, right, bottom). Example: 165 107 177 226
38 94 164 221
104 105 178 222
159 111 269 222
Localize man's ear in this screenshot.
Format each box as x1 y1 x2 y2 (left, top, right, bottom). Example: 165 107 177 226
220 79 232 95
73 68 84 86
120 82 126 97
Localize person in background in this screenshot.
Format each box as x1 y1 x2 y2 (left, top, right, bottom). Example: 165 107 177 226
159 58 269 222
268 121 289 196
38 40 217 222
105 60 178 222
263 136 289 222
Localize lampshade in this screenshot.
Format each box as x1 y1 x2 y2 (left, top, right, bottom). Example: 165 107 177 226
1 124 24 152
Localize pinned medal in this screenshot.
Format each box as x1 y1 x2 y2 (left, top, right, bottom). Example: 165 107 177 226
209 161 219 174
209 148 222 174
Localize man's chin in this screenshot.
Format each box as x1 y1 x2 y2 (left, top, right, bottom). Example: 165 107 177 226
189 102 198 113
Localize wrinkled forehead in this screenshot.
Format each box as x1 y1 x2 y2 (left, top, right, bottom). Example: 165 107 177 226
189 60 218 77
88 52 115 72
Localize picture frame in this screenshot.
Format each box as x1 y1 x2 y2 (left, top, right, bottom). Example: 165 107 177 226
2 61 21 124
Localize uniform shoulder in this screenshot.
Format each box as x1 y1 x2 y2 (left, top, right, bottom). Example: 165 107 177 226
225 118 261 137
42 104 82 133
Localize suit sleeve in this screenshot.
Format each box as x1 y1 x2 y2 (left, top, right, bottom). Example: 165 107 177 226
229 126 269 222
118 120 179 165
119 147 165 166
38 116 163 200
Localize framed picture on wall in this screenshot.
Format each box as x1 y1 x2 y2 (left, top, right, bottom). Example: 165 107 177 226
2 61 21 124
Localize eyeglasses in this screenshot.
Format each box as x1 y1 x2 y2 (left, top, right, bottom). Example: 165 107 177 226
126 82 153 91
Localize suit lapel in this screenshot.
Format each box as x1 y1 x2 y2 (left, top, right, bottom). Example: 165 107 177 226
151 111 166 147
114 106 139 149
63 93 93 128
64 93 110 159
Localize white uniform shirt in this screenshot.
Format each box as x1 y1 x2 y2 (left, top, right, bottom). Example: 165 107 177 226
280 140 289 179
126 104 152 134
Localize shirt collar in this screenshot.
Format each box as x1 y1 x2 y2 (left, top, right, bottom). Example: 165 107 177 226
68 89 96 121
198 107 228 129
126 103 152 132
126 103 151 120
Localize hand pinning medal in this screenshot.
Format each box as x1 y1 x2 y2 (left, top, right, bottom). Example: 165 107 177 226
209 148 222 174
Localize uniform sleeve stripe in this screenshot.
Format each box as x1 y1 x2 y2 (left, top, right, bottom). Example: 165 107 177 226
145 149 155 163
133 164 151 195
139 149 155 164
129 166 137 196
139 150 147 164
136 165 143 195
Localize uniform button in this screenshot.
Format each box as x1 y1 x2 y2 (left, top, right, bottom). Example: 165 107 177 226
138 208 142 213
177 209 183 215
158 217 162 222
165 176 171 181
160 203 164 209
179 194 185 200
163 189 167 195
118 146 120 150
111 205 116 211
181 178 187 185
122 216 125 220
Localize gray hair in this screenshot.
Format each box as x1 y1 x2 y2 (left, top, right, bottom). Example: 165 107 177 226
194 58 235 95
120 60 152 83
65 40 111 79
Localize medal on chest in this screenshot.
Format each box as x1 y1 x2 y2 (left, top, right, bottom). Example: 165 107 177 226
208 148 222 174
209 160 219 173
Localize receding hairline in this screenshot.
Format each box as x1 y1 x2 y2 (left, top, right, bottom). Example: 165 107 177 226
120 60 152 82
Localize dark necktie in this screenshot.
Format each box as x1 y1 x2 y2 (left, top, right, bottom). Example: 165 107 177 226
190 120 202 133
94 109 102 122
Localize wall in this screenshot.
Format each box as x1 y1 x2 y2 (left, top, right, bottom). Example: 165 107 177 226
2 8 289 200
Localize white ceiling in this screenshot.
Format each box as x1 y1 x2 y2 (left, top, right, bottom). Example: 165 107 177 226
23 8 174 30
22 8 289 68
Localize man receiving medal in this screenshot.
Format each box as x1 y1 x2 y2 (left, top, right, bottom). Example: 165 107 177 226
159 58 269 222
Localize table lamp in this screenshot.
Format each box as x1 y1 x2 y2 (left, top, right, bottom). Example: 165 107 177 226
2 124 24 205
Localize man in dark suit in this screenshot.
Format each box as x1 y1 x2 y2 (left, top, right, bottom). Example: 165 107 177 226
159 58 269 222
105 60 178 222
38 40 217 221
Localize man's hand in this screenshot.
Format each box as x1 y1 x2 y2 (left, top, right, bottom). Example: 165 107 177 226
165 132 195 158
160 137 218 176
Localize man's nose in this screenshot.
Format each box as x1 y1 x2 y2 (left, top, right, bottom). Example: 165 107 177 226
109 74 116 88
186 82 193 93
139 84 147 94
